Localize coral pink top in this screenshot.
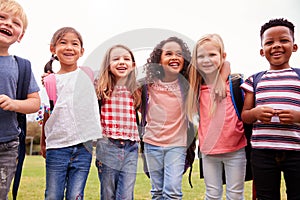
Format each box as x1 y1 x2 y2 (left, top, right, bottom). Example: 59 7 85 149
199 82 246 155
143 79 187 147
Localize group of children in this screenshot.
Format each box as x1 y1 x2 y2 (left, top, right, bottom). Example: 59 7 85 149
1 0 300 200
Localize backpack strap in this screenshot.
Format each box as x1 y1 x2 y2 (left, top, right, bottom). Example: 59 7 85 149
44 67 94 111
292 68 300 78
44 74 57 111
79 66 94 81
13 56 32 200
229 74 244 120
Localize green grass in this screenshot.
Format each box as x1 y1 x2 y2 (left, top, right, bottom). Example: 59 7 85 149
9 155 287 200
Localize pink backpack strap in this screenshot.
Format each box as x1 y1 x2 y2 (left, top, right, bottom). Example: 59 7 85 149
79 66 94 81
44 73 57 110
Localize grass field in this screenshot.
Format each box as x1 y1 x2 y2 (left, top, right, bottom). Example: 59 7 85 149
9 155 287 200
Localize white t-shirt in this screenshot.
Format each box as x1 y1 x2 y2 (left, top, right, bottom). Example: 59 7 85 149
44 68 102 149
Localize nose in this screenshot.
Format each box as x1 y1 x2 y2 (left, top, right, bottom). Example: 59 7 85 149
272 41 282 49
171 53 179 60
118 57 125 64
3 18 12 28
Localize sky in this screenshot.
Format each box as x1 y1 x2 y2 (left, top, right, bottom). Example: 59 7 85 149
10 0 300 87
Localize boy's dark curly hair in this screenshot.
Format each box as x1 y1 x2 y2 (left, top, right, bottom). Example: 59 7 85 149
260 18 295 41
144 36 191 83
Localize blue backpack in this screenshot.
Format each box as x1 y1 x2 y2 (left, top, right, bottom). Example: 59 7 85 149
198 73 253 183
13 56 32 200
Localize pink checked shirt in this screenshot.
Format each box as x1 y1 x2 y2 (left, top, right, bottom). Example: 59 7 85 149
100 85 139 141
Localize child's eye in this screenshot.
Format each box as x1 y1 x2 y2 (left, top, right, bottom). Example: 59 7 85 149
13 21 21 27
176 52 183 57
264 41 273 46
281 39 290 43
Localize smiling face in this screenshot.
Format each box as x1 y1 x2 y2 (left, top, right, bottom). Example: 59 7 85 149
109 47 135 84
0 10 24 55
196 42 224 77
260 26 298 70
50 32 84 72
159 41 184 82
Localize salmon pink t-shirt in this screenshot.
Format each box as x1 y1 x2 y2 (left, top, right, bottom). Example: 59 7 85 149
199 82 246 155
143 79 187 147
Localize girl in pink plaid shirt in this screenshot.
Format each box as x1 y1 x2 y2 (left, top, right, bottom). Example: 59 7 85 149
95 44 141 200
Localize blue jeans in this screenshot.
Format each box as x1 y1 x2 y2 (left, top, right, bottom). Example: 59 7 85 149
144 143 186 200
252 149 300 200
95 138 138 200
202 148 246 200
0 138 19 200
45 143 92 200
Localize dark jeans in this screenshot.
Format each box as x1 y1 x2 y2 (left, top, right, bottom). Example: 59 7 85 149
252 149 300 200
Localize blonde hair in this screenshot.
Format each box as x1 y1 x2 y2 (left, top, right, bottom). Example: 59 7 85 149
0 0 28 31
187 34 225 120
95 44 141 109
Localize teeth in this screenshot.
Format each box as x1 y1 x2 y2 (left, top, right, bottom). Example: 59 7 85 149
0 28 12 36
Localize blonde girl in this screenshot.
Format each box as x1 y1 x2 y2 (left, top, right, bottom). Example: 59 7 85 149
95 44 141 200
187 34 247 200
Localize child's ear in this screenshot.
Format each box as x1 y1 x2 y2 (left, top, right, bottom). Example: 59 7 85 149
132 62 136 68
80 47 85 57
50 45 56 53
222 52 227 60
293 44 298 52
17 31 25 43
260 49 265 57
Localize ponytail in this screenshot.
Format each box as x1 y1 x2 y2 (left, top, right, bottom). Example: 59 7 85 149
44 55 58 73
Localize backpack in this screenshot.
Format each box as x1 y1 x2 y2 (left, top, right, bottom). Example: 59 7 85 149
138 81 197 188
198 73 253 183
199 69 300 183
44 67 94 110
13 56 32 200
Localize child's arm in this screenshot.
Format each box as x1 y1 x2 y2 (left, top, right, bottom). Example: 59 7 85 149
40 111 49 159
220 61 231 82
214 61 231 100
0 92 40 114
242 91 275 124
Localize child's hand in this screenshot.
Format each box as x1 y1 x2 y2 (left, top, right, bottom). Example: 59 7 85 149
213 79 226 102
276 109 300 124
0 94 17 111
253 106 276 123
40 144 46 159
41 71 52 86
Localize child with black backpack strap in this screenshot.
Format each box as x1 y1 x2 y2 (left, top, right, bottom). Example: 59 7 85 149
241 18 300 200
0 1 40 199
187 33 247 199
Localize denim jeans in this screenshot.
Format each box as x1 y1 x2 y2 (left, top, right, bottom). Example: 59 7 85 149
144 143 186 200
95 138 138 200
45 143 92 200
252 149 300 200
202 148 246 200
0 138 19 200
